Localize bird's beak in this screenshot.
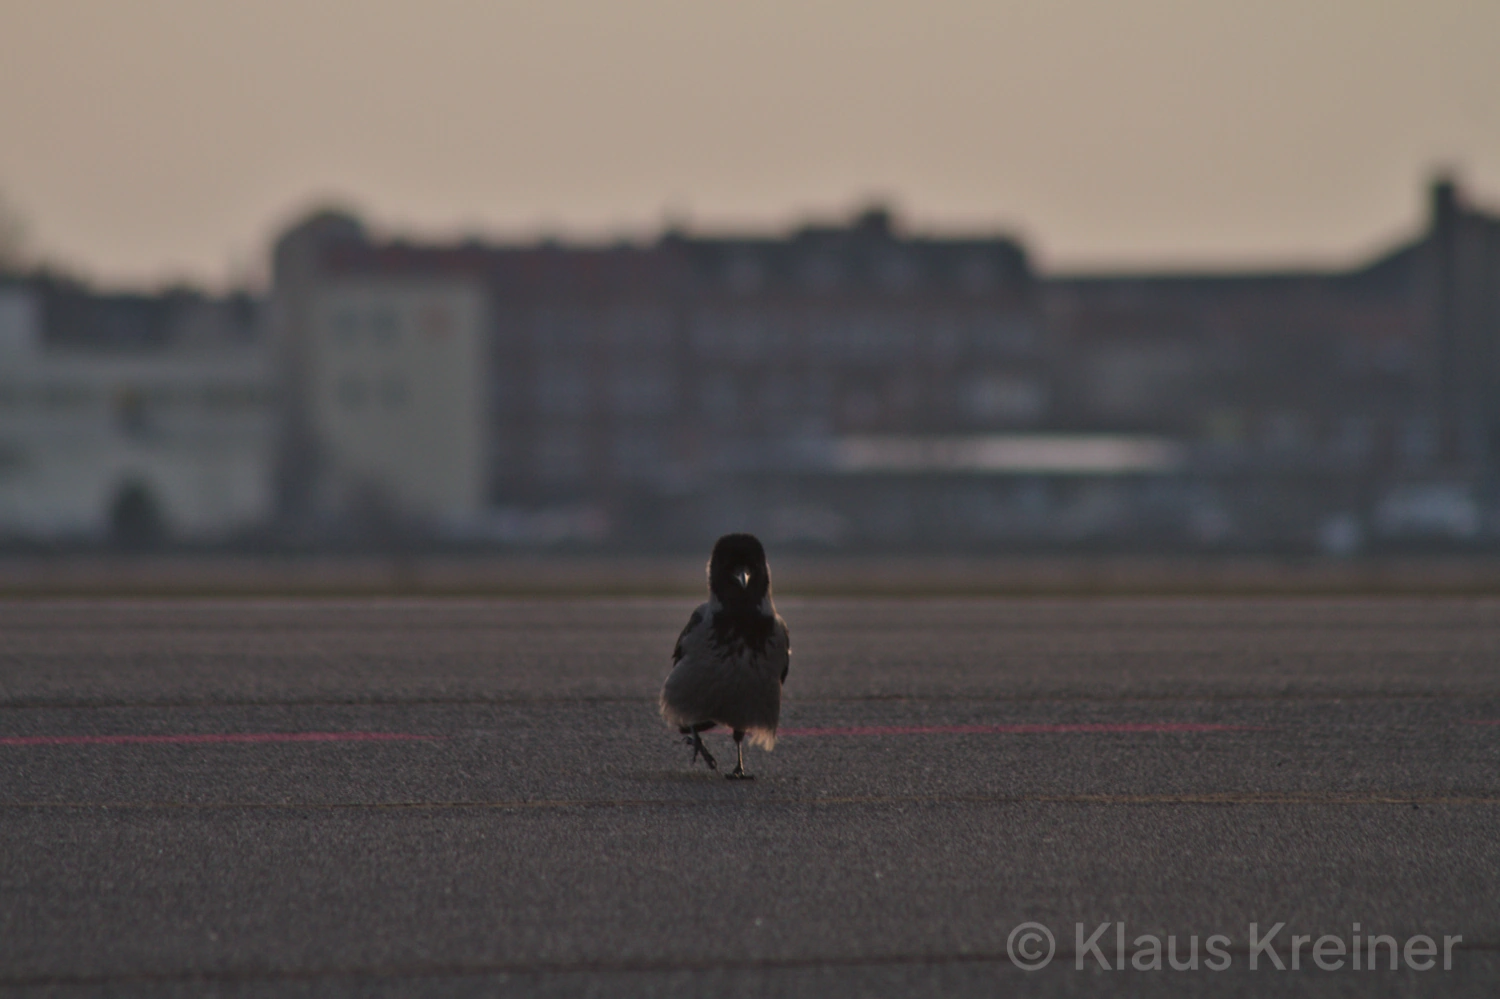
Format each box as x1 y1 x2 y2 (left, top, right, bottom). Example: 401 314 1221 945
736 568 751 589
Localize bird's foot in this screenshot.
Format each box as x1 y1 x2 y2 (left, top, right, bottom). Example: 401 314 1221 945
725 766 754 780
683 734 717 770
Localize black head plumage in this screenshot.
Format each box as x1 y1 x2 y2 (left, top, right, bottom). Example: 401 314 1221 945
708 533 771 611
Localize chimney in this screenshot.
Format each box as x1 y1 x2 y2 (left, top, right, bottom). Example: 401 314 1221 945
1430 174 1461 235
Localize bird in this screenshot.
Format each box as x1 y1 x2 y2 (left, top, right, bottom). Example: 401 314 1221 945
659 533 790 780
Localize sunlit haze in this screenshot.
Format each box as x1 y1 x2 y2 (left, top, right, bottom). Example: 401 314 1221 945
3 0 1498 288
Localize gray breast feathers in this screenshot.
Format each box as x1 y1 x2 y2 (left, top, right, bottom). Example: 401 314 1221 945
660 602 788 748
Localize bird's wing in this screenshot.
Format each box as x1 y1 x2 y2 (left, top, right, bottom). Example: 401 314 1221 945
778 617 791 684
672 607 705 665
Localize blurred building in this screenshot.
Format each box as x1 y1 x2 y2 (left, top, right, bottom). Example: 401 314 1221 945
271 207 1057 548
306 277 489 527
1 175 1478 552
268 179 1500 551
1047 177 1500 550
0 278 273 544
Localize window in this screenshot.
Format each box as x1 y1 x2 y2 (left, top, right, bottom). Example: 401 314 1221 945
43 384 93 409
799 255 842 293
761 376 798 418
972 316 1037 357
338 376 366 409
612 432 662 478
1262 412 1307 454
726 315 766 362
877 253 918 293
612 367 672 416
958 256 997 295
536 364 589 417
536 428 588 482
608 308 672 352
380 377 409 410
330 309 360 345
1332 416 1373 462
533 308 591 351
1399 417 1435 466
116 389 148 438
964 374 1046 423
700 376 737 422
368 308 400 346
202 384 264 412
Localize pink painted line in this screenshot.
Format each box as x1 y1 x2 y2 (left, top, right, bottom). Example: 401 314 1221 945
0 732 440 747
778 722 1253 738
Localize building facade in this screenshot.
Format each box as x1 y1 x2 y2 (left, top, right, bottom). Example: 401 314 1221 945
272 207 1061 547
0 280 274 544
1046 178 1500 549
259 176 1500 552
307 278 489 526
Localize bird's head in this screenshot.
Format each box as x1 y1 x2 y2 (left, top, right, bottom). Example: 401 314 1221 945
708 532 771 611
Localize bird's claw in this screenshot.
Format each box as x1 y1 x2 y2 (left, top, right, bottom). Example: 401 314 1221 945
683 734 717 770
726 767 754 780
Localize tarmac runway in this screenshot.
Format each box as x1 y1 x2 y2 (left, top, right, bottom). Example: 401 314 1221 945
2 596 1499 997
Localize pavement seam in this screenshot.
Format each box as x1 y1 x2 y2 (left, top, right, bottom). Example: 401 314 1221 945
4 939 1500 989
2 691 1496 710
4 792 1499 810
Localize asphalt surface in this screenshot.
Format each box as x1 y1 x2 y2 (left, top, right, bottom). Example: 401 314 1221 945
2 596 1499 997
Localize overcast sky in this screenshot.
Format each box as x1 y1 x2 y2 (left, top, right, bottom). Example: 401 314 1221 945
3 0 1498 288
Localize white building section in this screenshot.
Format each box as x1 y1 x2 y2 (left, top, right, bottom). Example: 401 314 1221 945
0 288 274 542
308 279 489 522
831 434 1187 475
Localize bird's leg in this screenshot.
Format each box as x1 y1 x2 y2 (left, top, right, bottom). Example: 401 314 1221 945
680 723 717 770
726 729 754 780
692 728 717 770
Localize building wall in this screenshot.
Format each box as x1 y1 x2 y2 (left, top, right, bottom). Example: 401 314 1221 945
268 180 1499 551
308 278 489 523
0 287 274 541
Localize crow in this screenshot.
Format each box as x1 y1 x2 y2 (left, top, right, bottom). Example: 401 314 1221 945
659 533 790 780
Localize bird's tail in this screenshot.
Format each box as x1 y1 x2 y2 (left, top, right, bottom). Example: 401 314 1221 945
747 727 776 751
658 694 691 731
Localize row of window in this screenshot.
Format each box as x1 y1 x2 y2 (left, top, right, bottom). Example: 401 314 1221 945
690 313 1038 362
0 383 271 412
336 376 409 411
530 367 674 417
481 369 1044 425
525 307 674 352
528 429 664 482
495 311 1040 361
449 367 1048 425
326 304 458 347
1200 412 1441 464
713 253 1013 297
329 307 401 346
